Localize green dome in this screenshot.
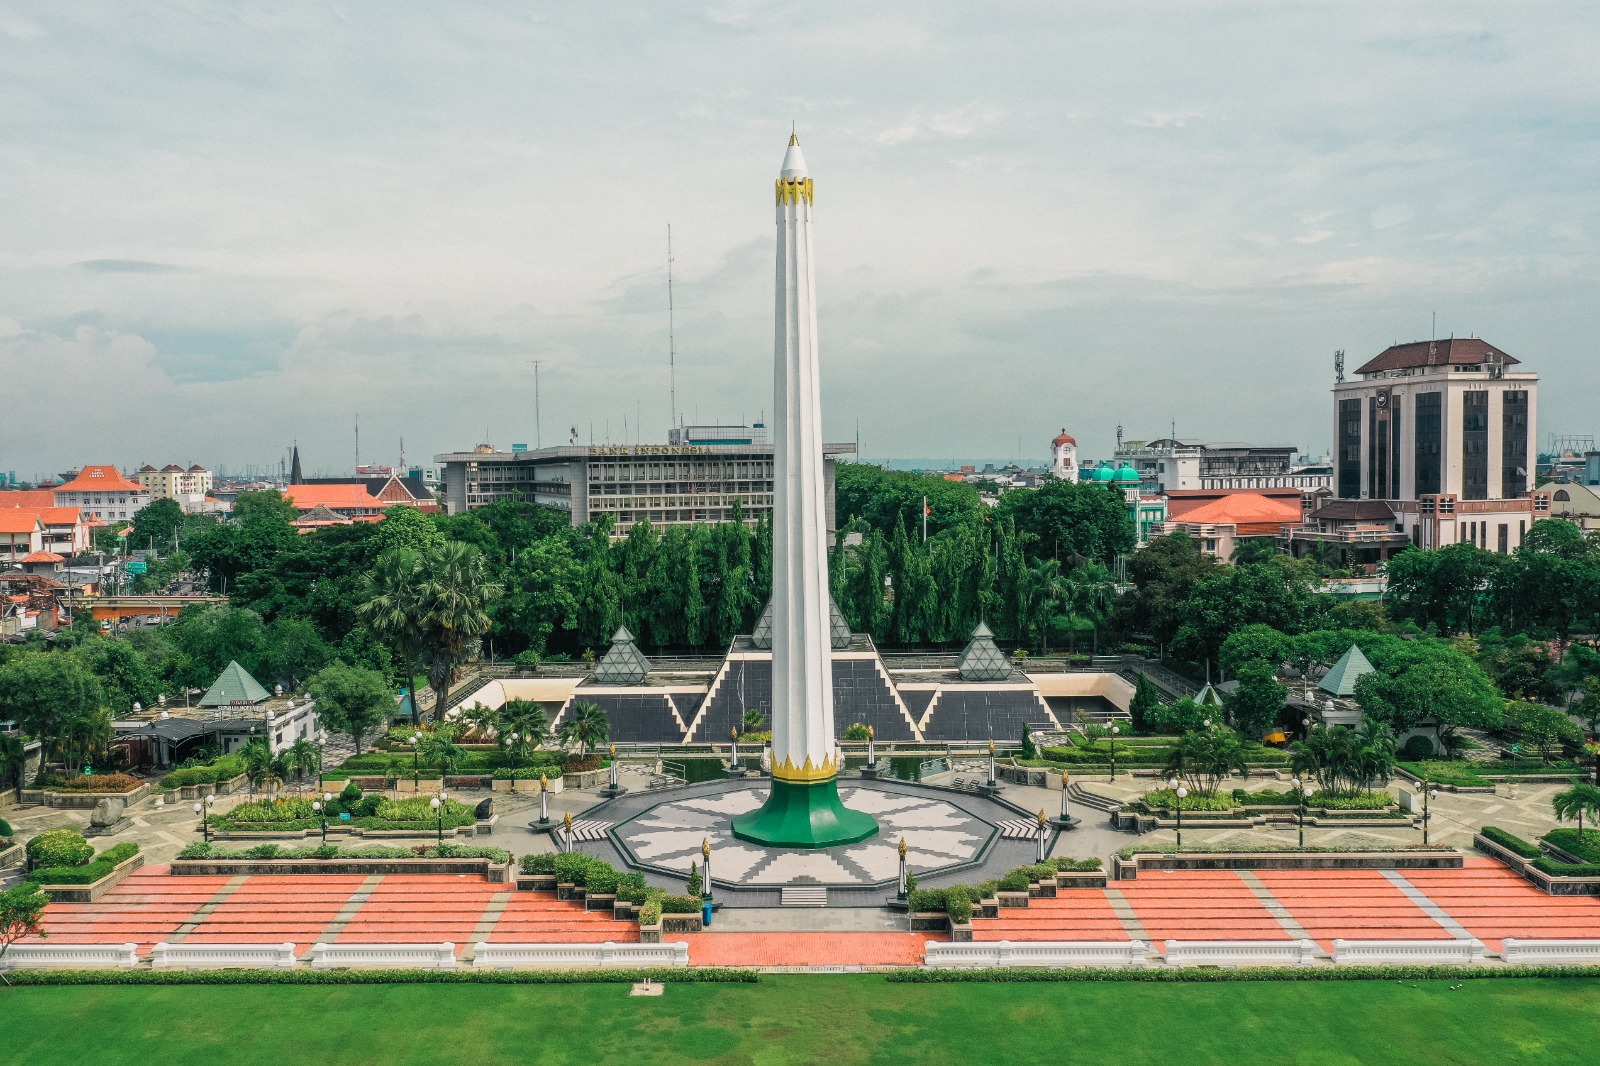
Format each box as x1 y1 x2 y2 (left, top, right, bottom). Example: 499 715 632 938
1090 464 1116 483
1115 465 1142 483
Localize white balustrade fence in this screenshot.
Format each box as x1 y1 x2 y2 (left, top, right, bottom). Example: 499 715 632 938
2 943 139 969
1500 938 1600 965
152 942 297 969
1332 939 1484 965
472 941 689 969
924 940 1149 969
1163 940 1319 968
309 942 458 970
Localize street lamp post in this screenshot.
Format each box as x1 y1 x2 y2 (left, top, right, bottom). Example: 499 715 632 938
1168 776 1187 849
411 732 422 790
1301 783 1314 846
896 837 909 901
193 799 209 844
986 738 997 789
538 774 550 825
313 798 327 844
1109 724 1120 781
1291 776 1306 847
1060 770 1072 821
1421 778 1439 845
701 837 713 903
562 810 573 853
430 793 445 845
728 729 740 773
867 725 877 769
1035 809 1049 863
508 732 520 791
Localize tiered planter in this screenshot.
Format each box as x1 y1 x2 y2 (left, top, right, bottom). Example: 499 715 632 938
171 856 511 880
29 783 152 809
34 851 145 903
1112 848 1460 880
1475 832 1600 897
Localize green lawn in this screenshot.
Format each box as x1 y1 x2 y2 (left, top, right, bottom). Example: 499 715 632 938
4 974 1594 1065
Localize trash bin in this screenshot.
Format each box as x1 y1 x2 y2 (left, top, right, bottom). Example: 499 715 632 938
702 902 713 927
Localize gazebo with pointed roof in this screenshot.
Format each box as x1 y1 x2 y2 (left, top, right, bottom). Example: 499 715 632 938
1319 644 1375 698
199 660 272 707
957 622 1012 681
594 625 652 685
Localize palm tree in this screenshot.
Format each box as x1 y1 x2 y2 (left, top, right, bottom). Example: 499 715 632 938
416 543 502 722
238 738 275 796
263 754 290 801
357 548 429 723
1164 726 1249 797
418 723 466 774
284 738 321 793
1066 562 1116 656
559 701 610 760
1552 781 1600 839
742 708 766 734
498 700 551 762
460 702 498 743
1351 720 1397 795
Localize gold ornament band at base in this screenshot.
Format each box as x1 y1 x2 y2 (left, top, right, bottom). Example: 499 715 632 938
775 177 814 205
770 753 838 783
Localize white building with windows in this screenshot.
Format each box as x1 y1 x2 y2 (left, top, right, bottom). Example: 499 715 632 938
52 465 152 522
1318 338 1546 554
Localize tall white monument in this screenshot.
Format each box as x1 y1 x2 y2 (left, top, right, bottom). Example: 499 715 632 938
732 132 878 848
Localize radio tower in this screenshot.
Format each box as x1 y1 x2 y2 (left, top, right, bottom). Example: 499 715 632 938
668 224 678 433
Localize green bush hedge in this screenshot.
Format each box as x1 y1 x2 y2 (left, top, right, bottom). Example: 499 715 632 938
1532 858 1600 877
1234 788 1393 810
25 842 139 885
26 828 93 869
1543 828 1600 864
214 794 478 833
659 894 703 914
1399 761 1491 788
888 965 1600 984
0 817 13 838
639 900 662 924
158 755 246 789
1144 788 1237 811
1480 826 1542 858
5 967 759 986
520 853 557 874
177 842 510 863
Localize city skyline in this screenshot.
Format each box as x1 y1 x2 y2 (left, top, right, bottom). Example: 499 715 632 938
3 3 1597 477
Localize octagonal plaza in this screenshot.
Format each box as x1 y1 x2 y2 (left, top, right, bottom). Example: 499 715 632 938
568 776 1056 907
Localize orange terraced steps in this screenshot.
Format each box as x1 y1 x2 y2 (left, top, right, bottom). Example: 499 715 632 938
1255 869 1451 950
669 932 931 967
334 877 502 947
1117 871 1289 941
488 893 639 943
1403 859 1600 951
26 870 230 951
183 876 367 955
974 888 1129 942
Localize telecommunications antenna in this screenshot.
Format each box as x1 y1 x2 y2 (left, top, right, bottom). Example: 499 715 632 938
668 224 678 430
1334 350 1345 384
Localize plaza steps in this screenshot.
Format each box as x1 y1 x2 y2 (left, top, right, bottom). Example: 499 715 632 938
781 886 829 907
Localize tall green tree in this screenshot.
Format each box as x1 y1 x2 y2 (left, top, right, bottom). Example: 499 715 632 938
416 542 501 718
0 654 102 775
559 701 610 758
1172 557 1318 667
307 662 393 755
996 479 1135 565
1223 661 1288 739
357 548 428 714
130 498 184 553
369 505 445 556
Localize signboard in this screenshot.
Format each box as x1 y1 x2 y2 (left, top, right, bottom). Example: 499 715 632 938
125 561 147 575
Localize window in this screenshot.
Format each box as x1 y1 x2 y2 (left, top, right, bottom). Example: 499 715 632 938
1498 524 1509 554
1462 391 1489 500
1502 390 1529 498
1414 392 1442 496
1337 398 1362 498
1555 490 1571 502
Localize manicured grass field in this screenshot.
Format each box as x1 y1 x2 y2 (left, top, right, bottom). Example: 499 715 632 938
4 974 1595 1065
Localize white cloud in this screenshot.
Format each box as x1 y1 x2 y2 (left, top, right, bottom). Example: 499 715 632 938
0 1 1596 474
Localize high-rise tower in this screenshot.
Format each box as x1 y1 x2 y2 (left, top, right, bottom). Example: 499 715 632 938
732 133 878 849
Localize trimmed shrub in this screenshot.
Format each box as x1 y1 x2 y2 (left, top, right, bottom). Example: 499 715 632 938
946 885 973 922
659 894 703 914
562 754 602 773
0 817 12 838
1532 858 1600 878
997 870 1030 892
1480 826 1542 859
1399 761 1491 788
520 853 558 874
25 841 139 885
1401 735 1436 760
27 828 94 869
639 900 663 925
1048 856 1103 872
339 780 363 804
1143 788 1238 812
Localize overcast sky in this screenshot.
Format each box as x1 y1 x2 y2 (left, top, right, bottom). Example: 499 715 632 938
2 2 1597 480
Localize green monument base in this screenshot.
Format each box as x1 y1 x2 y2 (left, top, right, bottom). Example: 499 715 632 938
731 776 879 849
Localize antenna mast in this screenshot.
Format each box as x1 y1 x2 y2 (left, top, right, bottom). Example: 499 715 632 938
668 223 678 431
531 360 543 448
355 412 360 472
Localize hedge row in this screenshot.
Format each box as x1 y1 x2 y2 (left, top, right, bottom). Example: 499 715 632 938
1118 842 1451 859
24 842 139 886
888 965 1600 983
1543 828 1600 864
3 968 760 986
176 842 511 863
159 755 246 789
1480 825 1542 859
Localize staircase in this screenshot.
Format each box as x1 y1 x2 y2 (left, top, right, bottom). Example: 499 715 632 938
781 885 829 907
1067 782 1123 814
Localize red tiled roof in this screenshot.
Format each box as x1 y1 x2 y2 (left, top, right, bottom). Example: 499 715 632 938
55 465 145 493
0 490 57 509
1174 493 1303 527
1356 338 1519 375
20 551 64 564
1166 488 1304 520
40 507 81 526
0 511 44 534
281 484 384 510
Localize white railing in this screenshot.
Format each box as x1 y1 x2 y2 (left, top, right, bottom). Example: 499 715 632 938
309 942 457 970
472 941 688 970
2 942 139 969
1500 938 1600 965
152 942 297 969
1164 939 1318 967
1332 938 1484 965
924 940 1149 969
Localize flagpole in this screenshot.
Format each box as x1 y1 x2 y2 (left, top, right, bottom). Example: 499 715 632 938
922 495 927 543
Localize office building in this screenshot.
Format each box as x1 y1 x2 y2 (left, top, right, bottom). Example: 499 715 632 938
1113 438 1329 492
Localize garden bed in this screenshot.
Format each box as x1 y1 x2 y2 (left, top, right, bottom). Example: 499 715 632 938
171 851 512 881
31 849 145 903
29 782 152 809
1475 829 1600 896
